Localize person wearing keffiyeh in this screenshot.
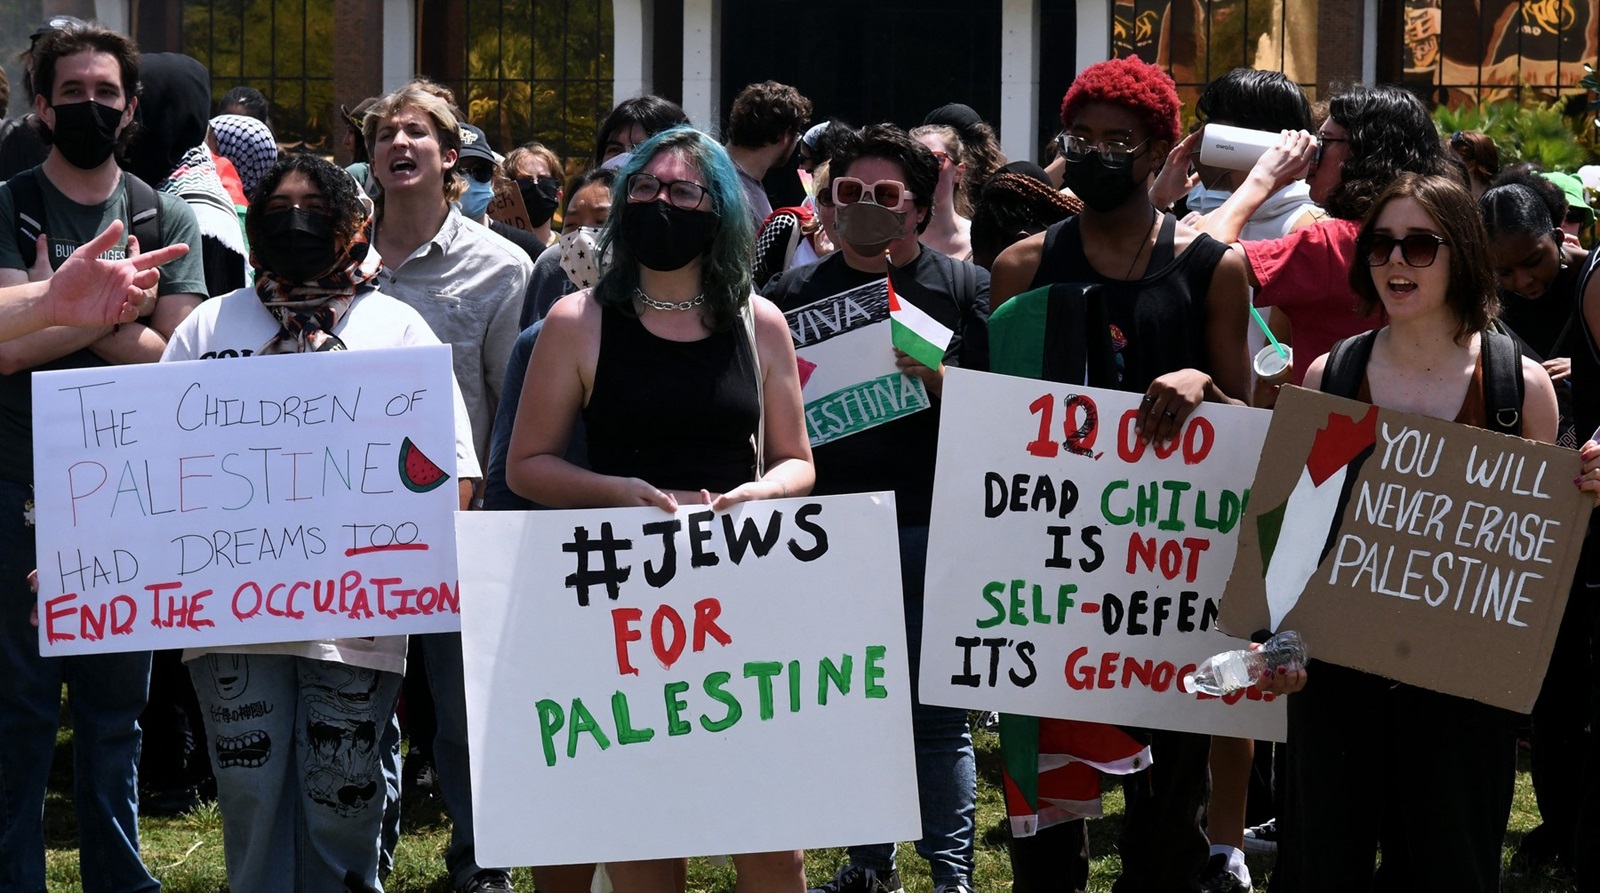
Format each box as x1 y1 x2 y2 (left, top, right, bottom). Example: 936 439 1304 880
160 153 479 893
124 53 249 295
210 112 278 197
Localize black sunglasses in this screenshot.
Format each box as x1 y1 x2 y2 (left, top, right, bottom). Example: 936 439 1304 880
1363 232 1448 267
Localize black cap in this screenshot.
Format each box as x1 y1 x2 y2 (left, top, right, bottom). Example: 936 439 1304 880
922 102 984 133
30 15 85 43
457 122 497 165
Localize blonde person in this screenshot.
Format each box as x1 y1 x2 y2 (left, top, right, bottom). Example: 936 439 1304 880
508 126 813 893
911 123 973 259
503 141 565 247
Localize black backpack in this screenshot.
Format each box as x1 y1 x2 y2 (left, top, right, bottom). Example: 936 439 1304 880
8 167 162 269
1320 327 1525 436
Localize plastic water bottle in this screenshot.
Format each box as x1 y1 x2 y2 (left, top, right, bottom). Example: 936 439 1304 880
1183 630 1307 696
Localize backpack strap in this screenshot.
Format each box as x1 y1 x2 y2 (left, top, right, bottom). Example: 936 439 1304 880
1319 329 1379 399
10 169 45 269
121 172 163 259
8 170 161 270
1480 327 1525 436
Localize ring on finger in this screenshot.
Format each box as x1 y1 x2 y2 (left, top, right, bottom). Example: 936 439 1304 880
1163 410 1177 419
1142 394 1157 404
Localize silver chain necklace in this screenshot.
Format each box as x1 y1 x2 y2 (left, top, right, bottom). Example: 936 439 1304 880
633 287 706 311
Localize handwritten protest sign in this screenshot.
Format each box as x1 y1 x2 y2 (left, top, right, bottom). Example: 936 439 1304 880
31 346 462 655
487 182 535 232
457 494 920 865
785 280 931 446
922 369 1285 739
1220 386 1591 712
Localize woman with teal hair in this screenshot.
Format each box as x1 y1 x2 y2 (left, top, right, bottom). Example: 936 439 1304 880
505 126 814 892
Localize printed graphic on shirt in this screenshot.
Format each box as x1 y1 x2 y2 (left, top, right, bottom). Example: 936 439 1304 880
49 235 125 263
783 280 931 446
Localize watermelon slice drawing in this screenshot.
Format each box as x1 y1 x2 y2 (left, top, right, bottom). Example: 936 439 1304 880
399 437 450 493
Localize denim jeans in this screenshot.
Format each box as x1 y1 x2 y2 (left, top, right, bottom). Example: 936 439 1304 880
191 653 401 893
419 630 506 887
0 478 158 893
848 525 976 888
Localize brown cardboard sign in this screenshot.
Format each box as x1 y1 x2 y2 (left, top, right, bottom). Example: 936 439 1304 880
487 183 534 232
1219 385 1591 712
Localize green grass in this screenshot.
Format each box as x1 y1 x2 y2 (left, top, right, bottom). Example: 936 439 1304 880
40 725 1578 891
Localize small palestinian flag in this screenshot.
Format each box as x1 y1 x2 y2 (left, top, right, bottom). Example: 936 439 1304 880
1257 405 1379 631
887 257 953 370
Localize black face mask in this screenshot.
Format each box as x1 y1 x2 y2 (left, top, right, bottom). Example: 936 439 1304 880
49 100 124 170
619 200 718 272
518 176 562 227
1061 153 1143 214
256 208 339 283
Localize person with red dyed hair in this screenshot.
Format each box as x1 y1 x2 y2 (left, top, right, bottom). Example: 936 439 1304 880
989 55 1251 893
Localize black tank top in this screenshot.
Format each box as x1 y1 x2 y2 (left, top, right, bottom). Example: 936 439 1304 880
1029 213 1229 392
583 306 760 494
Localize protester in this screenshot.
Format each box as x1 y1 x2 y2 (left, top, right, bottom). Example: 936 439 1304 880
593 94 691 167
1184 84 1454 385
456 123 545 313
989 56 1250 893
910 123 974 259
766 123 988 893
211 112 279 197
507 124 814 893
364 82 531 893
1450 129 1499 200
967 162 1080 271
0 20 206 892
163 152 478 893
125 52 249 296
503 141 565 247
922 103 1006 220
724 80 813 232
1480 181 1596 878
0 16 83 180
522 166 615 327
1282 172 1562 891
216 84 272 130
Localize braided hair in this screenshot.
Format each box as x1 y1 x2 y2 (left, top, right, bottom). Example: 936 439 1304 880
970 173 1082 269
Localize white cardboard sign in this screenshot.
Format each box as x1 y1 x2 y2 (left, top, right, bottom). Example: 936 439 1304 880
31 346 462 654
922 369 1287 740
785 279 931 446
457 493 921 865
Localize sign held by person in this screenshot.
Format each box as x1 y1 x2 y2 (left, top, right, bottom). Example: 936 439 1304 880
456 493 920 865
1219 385 1591 712
922 369 1285 740
31 346 463 655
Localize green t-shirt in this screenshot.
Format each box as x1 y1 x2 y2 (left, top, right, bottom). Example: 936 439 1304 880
0 167 207 483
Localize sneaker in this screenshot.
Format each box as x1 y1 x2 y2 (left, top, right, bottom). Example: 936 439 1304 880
459 870 516 893
1199 853 1252 893
807 864 904 893
1242 818 1279 854
934 886 974 893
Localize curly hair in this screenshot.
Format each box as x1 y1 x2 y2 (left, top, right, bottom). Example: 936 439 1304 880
970 171 1081 269
1321 85 1450 222
726 80 812 148
1058 56 1181 147
1350 173 1498 342
245 154 367 254
596 127 755 333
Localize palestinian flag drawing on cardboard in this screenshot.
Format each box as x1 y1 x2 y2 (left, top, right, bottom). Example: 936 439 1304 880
1219 386 1591 712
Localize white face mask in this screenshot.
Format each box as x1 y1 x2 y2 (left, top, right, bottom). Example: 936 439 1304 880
559 226 609 290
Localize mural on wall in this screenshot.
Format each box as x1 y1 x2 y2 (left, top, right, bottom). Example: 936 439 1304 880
1404 0 1597 102
1112 0 1318 98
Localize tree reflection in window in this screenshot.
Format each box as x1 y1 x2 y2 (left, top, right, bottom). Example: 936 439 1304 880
462 0 612 169
181 0 335 153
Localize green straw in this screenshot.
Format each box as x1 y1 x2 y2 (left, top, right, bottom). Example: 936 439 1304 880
1250 305 1287 358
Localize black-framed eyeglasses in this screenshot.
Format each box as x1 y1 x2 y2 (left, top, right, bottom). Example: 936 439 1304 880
1057 133 1151 169
1363 232 1449 267
626 172 711 210
462 161 495 184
